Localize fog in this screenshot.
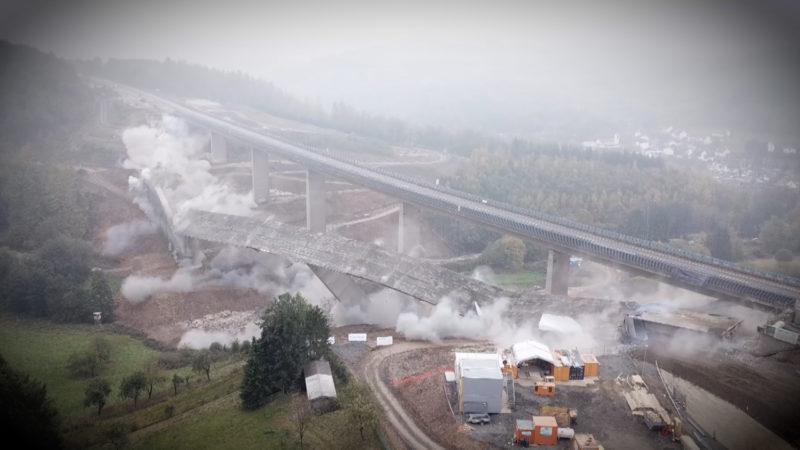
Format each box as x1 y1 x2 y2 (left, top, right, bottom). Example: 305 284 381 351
2 0 799 137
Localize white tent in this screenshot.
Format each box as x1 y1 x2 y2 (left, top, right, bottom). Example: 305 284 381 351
511 340 554 366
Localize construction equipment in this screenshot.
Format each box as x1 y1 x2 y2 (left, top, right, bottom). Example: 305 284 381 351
539 405 577 427
533 380 555 396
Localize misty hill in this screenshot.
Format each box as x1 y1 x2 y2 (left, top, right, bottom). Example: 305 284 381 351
77 57 497 156
0 41 93 158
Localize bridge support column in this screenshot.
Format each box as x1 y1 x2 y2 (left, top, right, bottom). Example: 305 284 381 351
210 132 228 164
545 249 570 296
98 99 109 126
306 169 326 233
309 265 368 306
251 148 270 204
398 202 421 255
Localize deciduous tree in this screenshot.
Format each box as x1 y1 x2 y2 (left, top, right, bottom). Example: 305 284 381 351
84 378 111 415
240 292 331 409
343 380 377 441
119 371 147 407
192 352 212 381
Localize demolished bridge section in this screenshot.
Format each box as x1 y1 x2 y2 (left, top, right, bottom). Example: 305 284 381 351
178 209 515 307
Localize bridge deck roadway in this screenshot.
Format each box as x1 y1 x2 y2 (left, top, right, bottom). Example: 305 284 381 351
178 209 513 306
109 80 800 308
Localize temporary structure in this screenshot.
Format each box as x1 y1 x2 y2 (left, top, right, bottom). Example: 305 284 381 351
514 419 535 446
511 340 554 366
531 415 558 446
304 360 338 413
582 354 599 377
455 352 503 413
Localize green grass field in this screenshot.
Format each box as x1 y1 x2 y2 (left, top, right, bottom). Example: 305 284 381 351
0 316 159 416
493 271 545 288
0 315 382 450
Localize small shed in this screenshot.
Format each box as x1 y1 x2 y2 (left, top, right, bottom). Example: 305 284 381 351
531 415 558 446
514 419 535 446
582 354 599 377
572 433 602 450
455 352 503 413
304 360 338 413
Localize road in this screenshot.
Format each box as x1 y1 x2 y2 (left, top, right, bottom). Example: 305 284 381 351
362 342 446 450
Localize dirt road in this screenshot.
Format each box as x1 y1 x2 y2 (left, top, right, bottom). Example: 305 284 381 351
362 342 446 450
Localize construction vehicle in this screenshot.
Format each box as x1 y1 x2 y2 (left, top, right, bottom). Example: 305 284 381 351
539 405 577 427
533 380 555 396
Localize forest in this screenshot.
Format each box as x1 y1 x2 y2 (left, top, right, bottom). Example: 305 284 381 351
438 145 800 267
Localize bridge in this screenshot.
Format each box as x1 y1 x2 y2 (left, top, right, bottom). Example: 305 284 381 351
109 80 800 310
132 177 514 307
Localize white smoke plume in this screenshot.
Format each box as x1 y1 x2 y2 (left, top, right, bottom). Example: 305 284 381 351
396 297 541 347
102 219 158 256
333 289 422 328
122 114 255 224
178 322 262 350
120 246 325 304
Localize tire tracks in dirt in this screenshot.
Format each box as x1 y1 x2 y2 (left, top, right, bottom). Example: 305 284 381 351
363 342 446 450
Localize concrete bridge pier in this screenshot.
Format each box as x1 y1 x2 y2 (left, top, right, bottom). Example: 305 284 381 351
209 132 228 164
98 99 109 126
306 169 326 233
251 148 271 204
545 249 570 295
398 202 421 255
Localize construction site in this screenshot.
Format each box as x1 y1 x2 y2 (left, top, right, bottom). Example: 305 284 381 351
85 88 800 450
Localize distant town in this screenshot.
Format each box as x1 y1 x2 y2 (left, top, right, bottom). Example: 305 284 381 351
582 127 799 189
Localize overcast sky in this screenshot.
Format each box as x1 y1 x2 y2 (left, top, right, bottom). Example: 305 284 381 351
2 0 799 137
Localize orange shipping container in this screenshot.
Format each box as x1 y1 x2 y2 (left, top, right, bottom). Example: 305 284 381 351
551 351 571 381
582 354 599 377
514 419 535 445
532 415 559 446
502 364 518 379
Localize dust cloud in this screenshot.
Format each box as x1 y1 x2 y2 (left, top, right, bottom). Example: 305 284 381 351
117 115 341 312
102 219 157 256
122 114 255 226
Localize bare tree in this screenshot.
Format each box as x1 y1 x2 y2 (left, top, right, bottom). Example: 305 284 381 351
292 394 313 450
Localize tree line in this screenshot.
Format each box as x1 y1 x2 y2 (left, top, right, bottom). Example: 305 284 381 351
430 146 800 266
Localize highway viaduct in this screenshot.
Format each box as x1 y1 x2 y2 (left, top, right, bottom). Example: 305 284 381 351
109 81 800 311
